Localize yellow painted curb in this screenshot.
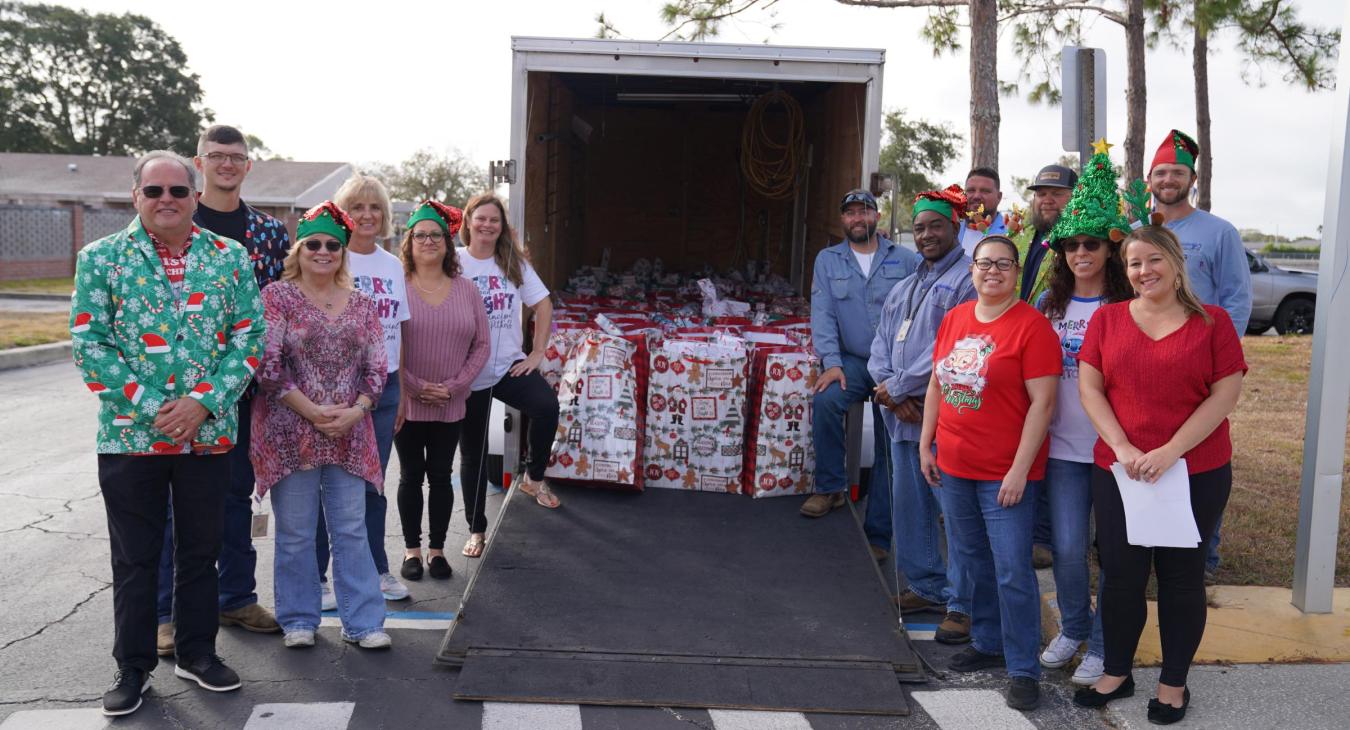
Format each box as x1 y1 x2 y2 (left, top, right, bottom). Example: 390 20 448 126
1042 586 1350 665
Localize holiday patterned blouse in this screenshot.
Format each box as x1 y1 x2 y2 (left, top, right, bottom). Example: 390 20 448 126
250 281 388 495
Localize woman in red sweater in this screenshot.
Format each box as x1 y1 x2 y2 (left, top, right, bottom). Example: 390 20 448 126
1072 225 1246 725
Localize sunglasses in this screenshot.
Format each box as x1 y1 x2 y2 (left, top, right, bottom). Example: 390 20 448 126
141 185 192 199
1062 239 1103 253
303 240 343 253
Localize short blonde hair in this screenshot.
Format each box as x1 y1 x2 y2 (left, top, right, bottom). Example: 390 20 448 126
333 173 393 239
282 235 352 288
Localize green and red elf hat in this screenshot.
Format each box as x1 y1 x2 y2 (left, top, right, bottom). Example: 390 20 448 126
912 184 967 224
1150 129 1199 173
297 201 356 246
406 200 464 237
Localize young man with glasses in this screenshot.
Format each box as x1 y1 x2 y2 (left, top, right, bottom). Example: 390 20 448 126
71 151 265 716
151 126 290 658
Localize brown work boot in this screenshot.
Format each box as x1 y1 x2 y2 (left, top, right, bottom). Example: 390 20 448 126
893 589 943 614
935 611 972 645
1032 544 1054 569
869 544 889 562
800 492 846 518
219 603 281 633
156 622 175 656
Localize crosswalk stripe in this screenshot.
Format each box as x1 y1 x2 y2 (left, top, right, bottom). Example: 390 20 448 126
318 617 452 630
482 702 582 730
0 708 107 730
242 702 355 729
708 709 813 729
912 689 1036 730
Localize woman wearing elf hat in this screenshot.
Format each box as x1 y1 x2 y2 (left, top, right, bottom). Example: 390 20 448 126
1033 141 1134 687
251 201 393 650
1071 216 1245 722
392 200 489 581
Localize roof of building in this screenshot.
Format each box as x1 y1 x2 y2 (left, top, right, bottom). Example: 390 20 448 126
0 152 353 209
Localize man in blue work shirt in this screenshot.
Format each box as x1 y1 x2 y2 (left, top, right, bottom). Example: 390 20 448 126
1149 128 1252 578
958 167 1007 257
804 189 918 563
869 186 977 643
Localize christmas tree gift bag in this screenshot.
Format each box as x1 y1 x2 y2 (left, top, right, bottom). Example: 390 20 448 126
539 322 595 393
642 338 750 493
744 348 819 498
545 331 645 490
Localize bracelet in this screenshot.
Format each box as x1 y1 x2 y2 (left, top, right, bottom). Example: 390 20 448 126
356 401 373 413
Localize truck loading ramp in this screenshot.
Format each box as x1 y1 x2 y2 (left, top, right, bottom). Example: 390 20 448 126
436 485 922 715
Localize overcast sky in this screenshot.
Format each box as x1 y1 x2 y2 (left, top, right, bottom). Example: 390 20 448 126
66 0 1346 238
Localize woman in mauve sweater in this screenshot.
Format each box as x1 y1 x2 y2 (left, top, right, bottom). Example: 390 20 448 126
393 201 488 581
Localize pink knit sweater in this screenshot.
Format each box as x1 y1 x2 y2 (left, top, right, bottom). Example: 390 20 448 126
400 276 490 422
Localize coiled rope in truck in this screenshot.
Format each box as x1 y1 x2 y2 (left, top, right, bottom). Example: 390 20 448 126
741 89 804 200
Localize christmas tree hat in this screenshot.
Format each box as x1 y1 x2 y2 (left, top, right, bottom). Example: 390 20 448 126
1047 139 1131 250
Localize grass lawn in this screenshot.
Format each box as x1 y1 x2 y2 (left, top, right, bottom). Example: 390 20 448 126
1223 335 1350 587
0 277 74 295
0 312 70 349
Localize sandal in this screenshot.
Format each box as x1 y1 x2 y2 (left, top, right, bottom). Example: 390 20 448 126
518 476 561 509
462 534 485 558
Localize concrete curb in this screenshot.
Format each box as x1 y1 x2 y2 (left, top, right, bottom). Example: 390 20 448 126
0 340 72 371
0 292 70 302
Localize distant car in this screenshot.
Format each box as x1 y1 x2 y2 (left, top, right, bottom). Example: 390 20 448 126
1246 249 1316 335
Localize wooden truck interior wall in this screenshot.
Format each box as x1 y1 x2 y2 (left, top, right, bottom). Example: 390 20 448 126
522 70 867 296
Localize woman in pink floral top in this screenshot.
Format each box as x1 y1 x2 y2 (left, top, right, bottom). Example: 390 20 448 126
251 202 391 651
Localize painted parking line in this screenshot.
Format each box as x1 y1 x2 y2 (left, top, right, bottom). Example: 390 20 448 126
0 708 107 729
912 689 1036 730
482 702 582 730
708 708 813 729
243 702 355 729
318 610 455 630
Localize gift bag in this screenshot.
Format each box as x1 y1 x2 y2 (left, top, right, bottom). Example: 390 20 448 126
545 332 645 490
539 323 594 393
744 348 819 498
642 338 750 493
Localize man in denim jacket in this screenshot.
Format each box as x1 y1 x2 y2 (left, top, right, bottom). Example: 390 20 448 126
803 189 918 561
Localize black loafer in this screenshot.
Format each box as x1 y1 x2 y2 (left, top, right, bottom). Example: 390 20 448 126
1073 674 1135 708
949 646 1005 673
1147 687 1190 725
1006 677 1040 711
428 555 453 579
400 556 423 581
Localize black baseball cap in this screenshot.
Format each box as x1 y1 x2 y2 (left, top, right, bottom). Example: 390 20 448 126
839 189 878 211
1028 164 1078 190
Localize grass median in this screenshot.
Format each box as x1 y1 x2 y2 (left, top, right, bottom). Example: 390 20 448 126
0 276 73 295
0 312 71 349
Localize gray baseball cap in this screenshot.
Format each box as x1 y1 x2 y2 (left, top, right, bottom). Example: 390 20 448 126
1029 164 1078 190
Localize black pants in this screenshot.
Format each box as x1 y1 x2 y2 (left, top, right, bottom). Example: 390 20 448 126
458 368 560 533
98 453 226 672
394 420 460 550
1093 463 1231 687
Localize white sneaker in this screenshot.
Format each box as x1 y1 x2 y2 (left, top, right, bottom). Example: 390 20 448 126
1072 653 1105 685
379 572 410 601
344 630 392 649
283 629 315 648
320 580 337 611
1040 632 1083 669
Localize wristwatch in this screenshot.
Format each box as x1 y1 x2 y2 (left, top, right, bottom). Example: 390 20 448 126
356 401 373 413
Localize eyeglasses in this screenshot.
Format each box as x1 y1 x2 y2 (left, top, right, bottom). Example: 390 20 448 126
412 231 446 243
202 152 249 165
141 185 192 199
973 258 1017 272
303 240 343 253
1062 239 1103 253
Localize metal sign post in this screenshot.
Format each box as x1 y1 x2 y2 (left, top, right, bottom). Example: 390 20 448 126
1292 3 1350 614
1061 47 1107 170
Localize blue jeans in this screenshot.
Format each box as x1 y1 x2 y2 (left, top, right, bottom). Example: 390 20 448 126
811 353 892 548
1206 516 1223 573
1033 477 1053 547
316 374 398 579
272 465 385 638
156 397 259 623
1044 458 1104 657
891 440 970 615
939 473 1043 680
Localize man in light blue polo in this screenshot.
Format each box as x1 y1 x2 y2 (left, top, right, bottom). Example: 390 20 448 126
804 189 918 562
870 185 977 643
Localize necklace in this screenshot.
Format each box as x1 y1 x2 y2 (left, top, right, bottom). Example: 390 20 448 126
412 274 449 295
299 282 341 310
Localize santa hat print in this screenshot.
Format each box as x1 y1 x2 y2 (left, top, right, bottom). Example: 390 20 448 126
71 312 93 333
165 374 176 391
123 382 145 405
112 414 134 427
243 356 259 375
213 238 229 251
215 331 226 351
231 318 252 335
150 440 178 453
215 436 233 448
140 333 171 354
184 292 206 312
188 381 213 401
86 381 108 394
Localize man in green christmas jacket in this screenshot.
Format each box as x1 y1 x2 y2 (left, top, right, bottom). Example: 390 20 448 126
70 150 264 717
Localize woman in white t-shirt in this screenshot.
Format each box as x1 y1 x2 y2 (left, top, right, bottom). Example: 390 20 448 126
1034 229 1134 686
456 193 561 558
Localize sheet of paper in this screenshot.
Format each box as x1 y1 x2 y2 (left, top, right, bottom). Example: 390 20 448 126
1110 459 1201 548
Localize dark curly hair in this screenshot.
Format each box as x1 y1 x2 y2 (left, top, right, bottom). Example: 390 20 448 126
1038 236 1133 321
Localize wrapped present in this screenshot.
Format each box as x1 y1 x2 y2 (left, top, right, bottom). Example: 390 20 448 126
643 339 750 493
546 331 646 490
744 347 819 498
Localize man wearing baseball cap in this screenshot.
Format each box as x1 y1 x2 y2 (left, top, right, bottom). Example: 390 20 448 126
1015 164 1079 305
804 188 918 562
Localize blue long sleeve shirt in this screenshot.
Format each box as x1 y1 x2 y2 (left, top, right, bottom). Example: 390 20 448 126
1165 209 1252 337
868 245 977 442
810 236 919 371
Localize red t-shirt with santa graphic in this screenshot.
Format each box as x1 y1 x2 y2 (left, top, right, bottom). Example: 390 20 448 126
931 300 1062 481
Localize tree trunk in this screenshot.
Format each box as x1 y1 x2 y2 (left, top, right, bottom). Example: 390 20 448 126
1193 3 1212 211
1123 0 1147 182
968 0 1000 170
